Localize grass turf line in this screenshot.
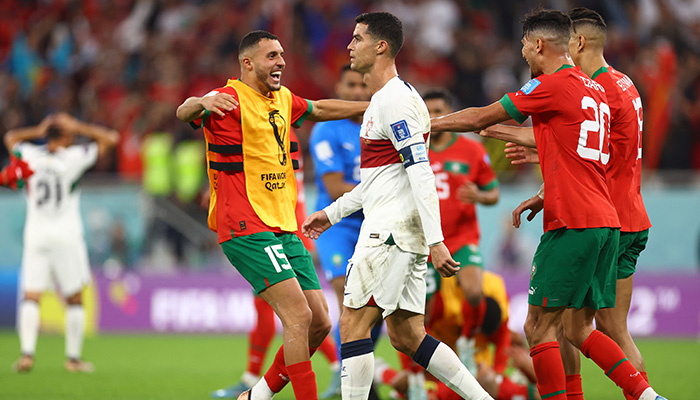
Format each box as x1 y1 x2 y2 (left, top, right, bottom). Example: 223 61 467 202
0 331 697 399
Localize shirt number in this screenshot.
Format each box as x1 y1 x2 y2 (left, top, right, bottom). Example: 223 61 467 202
577 96 611 165
435 172 450 200
633 96 643 160
264 244 291 273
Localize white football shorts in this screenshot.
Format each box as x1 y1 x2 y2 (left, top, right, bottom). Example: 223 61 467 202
343 243 428 318
20 236 91 296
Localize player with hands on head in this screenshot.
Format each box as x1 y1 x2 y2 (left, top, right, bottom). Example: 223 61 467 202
6 112 119 373
177 30 368 400
303 12 493 400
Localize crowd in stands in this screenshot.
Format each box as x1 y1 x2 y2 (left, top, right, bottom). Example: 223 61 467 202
2 0 699 180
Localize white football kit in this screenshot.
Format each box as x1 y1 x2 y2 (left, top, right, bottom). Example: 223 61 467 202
16 142 98 296
324 76 444 317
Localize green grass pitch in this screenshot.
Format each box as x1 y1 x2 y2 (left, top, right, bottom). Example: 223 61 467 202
0 331 697 399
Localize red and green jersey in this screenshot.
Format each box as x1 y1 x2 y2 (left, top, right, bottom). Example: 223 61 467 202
500 65 620 232
193 78 312 243
593 66 651 233
429 133 498 250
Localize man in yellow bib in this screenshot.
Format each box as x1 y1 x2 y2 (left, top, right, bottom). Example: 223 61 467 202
176 30 368 400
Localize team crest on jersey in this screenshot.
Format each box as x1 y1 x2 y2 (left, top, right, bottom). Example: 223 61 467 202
391 120 411 142
531 263 536 278
519 78 541 95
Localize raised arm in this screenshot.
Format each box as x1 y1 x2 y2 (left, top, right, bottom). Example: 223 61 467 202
430 101 512 133
480 125 536 147
176 93 239 122
306 99 368 122
53 113 119 158
4 116 53 151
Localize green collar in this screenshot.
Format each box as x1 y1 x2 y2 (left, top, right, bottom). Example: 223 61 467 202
555 64 574 72
591 66 609 80
430 132 458 152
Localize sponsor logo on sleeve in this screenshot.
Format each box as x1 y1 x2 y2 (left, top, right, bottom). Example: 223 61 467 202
519 79 541 95
391 120 411 142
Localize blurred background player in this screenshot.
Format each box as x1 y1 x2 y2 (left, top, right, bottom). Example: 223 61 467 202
211 129 340 399
309 64 373 399
6 112 119 373
421 88 499 371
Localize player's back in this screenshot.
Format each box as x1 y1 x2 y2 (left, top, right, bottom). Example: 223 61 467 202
593 66 651 232
507 66 620 232
357 76 432 254
18 142 97 237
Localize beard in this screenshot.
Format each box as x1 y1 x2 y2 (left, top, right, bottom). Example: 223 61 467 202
255 67 281 92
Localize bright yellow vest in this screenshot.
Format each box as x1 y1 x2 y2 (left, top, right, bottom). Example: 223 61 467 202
224 79 298 232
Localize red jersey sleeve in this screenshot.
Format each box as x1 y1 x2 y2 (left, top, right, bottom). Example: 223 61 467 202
499 75 557 124
290 92 313 129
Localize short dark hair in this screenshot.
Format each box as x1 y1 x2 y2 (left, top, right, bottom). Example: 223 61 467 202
480 297 503 336
239 30 278 54
569 7 607 35
522 9 571 44
46 125 63 140
355 12 404 58
422 88 455 109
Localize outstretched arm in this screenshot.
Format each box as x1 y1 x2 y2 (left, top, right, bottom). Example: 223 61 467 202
53 113 119 158
480 125 536 147
306 99 368 122
430 101 511 133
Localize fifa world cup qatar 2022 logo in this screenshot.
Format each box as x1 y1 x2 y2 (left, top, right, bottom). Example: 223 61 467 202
268 110 287 166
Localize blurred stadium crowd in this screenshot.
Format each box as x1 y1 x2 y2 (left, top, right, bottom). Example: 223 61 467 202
1 0 699 268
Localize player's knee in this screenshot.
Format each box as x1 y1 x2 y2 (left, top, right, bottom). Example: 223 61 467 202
309 314 332 342
66 292 83 305
463 288 483 307
564 324 590 348
388 330 420 357
280 303 313 331
523 316 537 345
23 292 41 303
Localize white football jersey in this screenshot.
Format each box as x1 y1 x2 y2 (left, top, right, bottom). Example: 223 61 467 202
325 76 443 255
16 142 98 238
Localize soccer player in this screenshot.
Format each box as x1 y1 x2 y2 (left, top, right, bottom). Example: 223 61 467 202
176 30 367 400
7 113 119 373
423 88 499 357
210 129 340 399
486 8 655 400
430 9 666 400
309 64 372 398
302 12 493 400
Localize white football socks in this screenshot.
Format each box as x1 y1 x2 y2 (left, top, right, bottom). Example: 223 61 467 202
65 305 85 360
426 342 493 400
341 352 375 400
251 377 275 400
19 300 40 356
639 387 662 400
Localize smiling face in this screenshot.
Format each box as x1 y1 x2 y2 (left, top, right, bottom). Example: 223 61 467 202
245 38 286 93
347 23 376 74
521 34 543 79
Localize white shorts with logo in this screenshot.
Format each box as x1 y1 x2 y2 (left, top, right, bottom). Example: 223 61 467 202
21 236 91 297
343 243 428 319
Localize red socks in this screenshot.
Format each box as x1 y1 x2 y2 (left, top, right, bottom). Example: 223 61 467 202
566 374 584 400
580 330 649 400
530 341 567 400
498 376 531 400
263 345 319 393
317 335 339 364
624 369 650 399
398 350 422 373
287 360 318 400
247 297 276 376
